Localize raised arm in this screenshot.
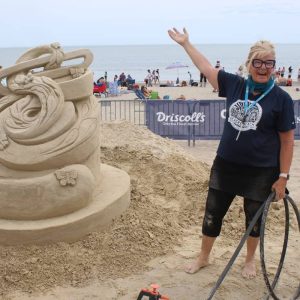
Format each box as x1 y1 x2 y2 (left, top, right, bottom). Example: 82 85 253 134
168 27 219 89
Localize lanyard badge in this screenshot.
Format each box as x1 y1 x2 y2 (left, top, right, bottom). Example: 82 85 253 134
235 81 275 141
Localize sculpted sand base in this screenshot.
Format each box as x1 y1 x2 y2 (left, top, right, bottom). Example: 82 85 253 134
0 164 130 245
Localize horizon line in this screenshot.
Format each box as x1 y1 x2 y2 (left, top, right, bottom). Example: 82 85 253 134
1 42 300 49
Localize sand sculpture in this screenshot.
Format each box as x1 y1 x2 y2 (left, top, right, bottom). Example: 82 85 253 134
0 43 130 245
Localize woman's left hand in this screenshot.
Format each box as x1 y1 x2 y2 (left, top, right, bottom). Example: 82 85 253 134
271 177 287 201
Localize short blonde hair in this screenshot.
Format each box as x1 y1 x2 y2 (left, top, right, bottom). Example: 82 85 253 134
245 40 276 72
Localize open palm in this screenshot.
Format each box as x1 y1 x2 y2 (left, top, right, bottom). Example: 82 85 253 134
168 28 189 46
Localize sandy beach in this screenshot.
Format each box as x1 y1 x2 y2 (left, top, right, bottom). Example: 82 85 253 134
2 83 299 300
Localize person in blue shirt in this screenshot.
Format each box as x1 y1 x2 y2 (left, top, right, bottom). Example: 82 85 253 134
168 28 295 279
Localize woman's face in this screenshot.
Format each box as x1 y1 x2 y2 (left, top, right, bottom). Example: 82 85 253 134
249 53 275 83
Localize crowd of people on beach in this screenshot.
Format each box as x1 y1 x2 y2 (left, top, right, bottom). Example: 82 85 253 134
93 61 300 99
93 71 137 97
93 68 190 99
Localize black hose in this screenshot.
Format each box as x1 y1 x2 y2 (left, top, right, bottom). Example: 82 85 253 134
206 192 300 300
260 196 289 300
260 194 300 300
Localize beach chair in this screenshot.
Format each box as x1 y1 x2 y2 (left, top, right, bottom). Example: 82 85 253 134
93 83 108 97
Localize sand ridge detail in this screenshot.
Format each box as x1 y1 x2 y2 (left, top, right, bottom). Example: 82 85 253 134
0 121 292 298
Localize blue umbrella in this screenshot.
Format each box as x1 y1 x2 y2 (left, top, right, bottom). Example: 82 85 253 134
166 62 189 83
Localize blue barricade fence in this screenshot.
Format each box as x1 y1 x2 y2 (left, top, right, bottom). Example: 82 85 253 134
145 99 300 140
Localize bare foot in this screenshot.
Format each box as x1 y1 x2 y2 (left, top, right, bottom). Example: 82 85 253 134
242 259 256 279
185 254 209 274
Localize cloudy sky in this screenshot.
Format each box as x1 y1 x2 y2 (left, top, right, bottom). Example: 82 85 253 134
1 0 299 47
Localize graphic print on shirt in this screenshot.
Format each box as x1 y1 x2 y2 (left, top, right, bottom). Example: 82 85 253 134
228 100 262 132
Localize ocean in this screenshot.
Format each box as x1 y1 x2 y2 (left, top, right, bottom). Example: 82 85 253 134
1 44 300 83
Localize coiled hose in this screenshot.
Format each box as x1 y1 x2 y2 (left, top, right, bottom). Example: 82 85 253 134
260 194 300 300
207 192 300 300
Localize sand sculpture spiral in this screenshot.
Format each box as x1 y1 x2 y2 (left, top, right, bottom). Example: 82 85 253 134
0 43 130 244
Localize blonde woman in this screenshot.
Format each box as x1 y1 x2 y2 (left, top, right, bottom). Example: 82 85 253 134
168 28 295 278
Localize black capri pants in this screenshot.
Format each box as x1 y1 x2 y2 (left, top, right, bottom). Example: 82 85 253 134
202 187 263 238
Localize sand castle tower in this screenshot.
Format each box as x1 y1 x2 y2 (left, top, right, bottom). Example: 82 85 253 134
0 43 130 245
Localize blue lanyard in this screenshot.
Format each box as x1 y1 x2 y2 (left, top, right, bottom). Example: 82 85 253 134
244 81 275 114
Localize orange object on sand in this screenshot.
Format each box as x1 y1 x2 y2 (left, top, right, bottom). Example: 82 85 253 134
136 283 170 299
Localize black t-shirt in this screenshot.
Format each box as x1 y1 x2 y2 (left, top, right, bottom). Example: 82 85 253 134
217 70 296 167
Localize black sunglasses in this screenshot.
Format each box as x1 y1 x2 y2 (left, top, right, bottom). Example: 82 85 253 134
252 59 276 69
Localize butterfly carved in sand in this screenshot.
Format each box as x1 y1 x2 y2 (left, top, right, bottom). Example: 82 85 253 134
54 170 78 186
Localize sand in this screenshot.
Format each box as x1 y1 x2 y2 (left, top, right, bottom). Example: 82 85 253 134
1 118 298 300
1 83 299 300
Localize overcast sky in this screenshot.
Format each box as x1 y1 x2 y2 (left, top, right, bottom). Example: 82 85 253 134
1 0 299 47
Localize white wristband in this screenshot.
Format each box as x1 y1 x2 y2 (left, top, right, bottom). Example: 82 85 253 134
279 173 290 180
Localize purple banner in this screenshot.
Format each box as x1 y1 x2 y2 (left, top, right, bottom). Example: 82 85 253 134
146 99 300 140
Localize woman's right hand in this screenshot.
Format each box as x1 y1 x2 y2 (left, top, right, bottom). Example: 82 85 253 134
168 27 189 46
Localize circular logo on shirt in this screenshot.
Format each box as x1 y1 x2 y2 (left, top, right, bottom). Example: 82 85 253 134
228 100 262 131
